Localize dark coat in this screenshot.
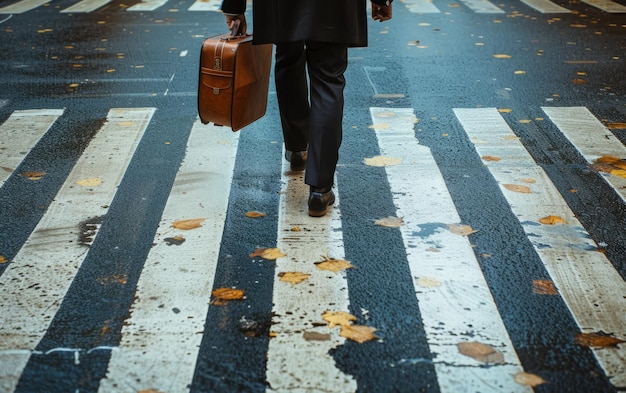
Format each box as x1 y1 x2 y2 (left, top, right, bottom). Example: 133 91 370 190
221 0 390 47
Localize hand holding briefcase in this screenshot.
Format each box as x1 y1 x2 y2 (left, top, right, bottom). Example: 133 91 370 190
198 30 273 131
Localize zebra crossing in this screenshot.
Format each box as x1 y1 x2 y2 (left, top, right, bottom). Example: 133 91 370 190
0 104 625 392
1 0 625 15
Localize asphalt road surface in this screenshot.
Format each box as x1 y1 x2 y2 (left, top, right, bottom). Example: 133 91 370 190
0 0 625 392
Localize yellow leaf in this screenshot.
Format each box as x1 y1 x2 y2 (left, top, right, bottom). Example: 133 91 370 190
416 277 442 288
340 325 378 344
521 178 536 183
532 279 558 295
481 155 501 162
172 218 205 230
518 119 532 124
249 247 286 260
457 341 505 364
212 287 244 301
575 332 625 348
498 108 512 113
503 184 532 193
76 177 103 187
20 171 46 180
315 256 354 273
514 70 526 74
607 122 626 129
514 372 548 387
278 271 310 286
375 216 404 227
610 169 626 178
447 224 479 236
364 156 402 167
245 211 266 218
539 215 567 225
0 255 8 264
291 226 301 232
322 311 357 329
493 54 512 58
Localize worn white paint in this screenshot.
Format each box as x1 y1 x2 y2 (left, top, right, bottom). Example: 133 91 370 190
520 0 571 13
61 0 111 13
0 108 154 393
127 0 168 11
402 0 442 14
370 107 529 392
458 0 505 13
265 160 356 392
579 0 626 12
0 0 49 14
98 120 239 393
0 109 64 186
455 107 626 389
188 0 221 12
542 106 626 204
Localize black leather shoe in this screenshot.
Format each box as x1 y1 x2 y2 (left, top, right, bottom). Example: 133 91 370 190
285 150 307 171
308 187 335 217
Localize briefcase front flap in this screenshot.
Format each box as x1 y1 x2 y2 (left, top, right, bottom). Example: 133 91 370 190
200 67 233 91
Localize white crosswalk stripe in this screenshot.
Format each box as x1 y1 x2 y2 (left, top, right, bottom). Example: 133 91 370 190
454 107 626 388
0 105 625 391
0 108 154 393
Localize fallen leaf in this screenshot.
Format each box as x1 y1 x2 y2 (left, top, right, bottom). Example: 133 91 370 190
375 216 404 227
514 372 548 387
521 178 536 183
303 331 331 341
164 236 185 246
138 389 166 393
457 341 505 364
481 155 501 161
514 70 526 75
607 122 626 129
493 54 512 58
315 256 354 273
503 184 532 193
249 247 286 260
212 288 244 305
364 155 402 167
20 171 46 180
575 332 625 348
0 255 7 264
368 123 390 130
498 108 512 113
291 226 301 232
532 279 558 295
245 211 266 218
447 224 479 236
611 169 626 179
172 218 205 230
518 119 532 124
416 277 442 288
539 215 567 225
76 177 103 187
278 271 310 286
322 311 357 329
573 78 586 84
340 325 378 344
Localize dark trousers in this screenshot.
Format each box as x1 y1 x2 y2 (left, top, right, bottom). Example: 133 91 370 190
275 40 348 189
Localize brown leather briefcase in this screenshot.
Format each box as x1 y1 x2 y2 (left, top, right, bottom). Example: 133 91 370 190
198 33 272 131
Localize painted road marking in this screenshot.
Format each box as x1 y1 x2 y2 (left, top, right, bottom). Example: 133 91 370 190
0 108 154 393
579 0 626 12
60 0 112 13
402 0 442 13
520 0 571 13
265 160 356 391
0 0 49 14
454 107 626 389
371 108 529 392
98 120 239 393
188 0 221 11
459 0 505 13
127 0 168 11
0 109 64 186
542 106 626 204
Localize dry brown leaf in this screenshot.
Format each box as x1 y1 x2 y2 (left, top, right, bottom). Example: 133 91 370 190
340 325 378 344
303 331 331 341
20 171 46 180
503 184 532 193
575 332 625 348
481 155 501 161
514 372 548 387
245 211 266 218
0 255 8 264
539 215 567 225
532 279 558 295
278 271 310 286
364 155 402 167
212 288 244 305
315 256 354 273
138 390 166 393
457 341 505 364
76 177 103 187
498 108 512 113
447 224 479 236
291 226 301 232
172 218 205 230
607 122 626 129
249 247 286 260
521 178 536 183
322 311 357 329
375 216 404 227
